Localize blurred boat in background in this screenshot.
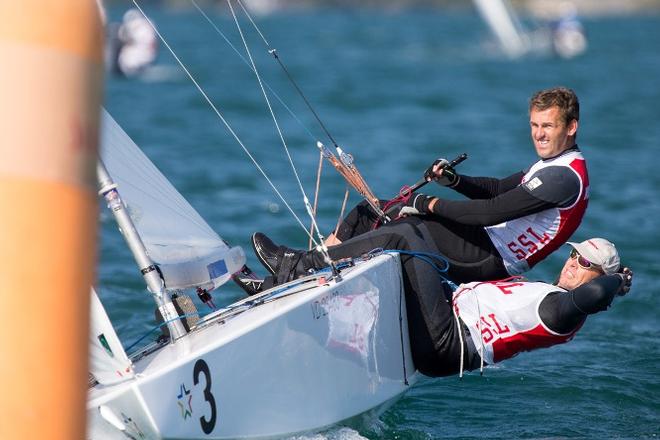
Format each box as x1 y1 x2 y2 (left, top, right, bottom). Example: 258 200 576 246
473 0 587 59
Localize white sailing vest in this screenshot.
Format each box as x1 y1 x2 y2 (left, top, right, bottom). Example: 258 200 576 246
486 150 589 275
452 279 582 364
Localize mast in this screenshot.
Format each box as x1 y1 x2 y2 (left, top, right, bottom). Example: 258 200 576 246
97 161 187 340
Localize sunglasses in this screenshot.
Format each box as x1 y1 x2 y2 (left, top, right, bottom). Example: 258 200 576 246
570 248 602 271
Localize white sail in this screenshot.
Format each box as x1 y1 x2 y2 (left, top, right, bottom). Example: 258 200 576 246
89 288 134 385
99 109 245 290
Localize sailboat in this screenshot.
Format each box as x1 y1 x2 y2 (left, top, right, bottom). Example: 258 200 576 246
472 0 530 58
472 0 587 59
87 52 417 440
86 1 429 436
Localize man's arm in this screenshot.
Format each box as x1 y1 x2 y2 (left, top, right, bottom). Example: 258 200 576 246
451 171 525 200
539 273 631 334
410 165 581 226
425 185 552 225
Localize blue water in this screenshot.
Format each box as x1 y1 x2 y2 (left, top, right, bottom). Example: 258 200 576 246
102 6 660 439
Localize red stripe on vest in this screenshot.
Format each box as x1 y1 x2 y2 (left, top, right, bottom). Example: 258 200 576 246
527 158 589 268
492 321 582 363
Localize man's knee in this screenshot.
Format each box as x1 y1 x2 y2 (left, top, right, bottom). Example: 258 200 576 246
336 200 385 241
387 222 424 248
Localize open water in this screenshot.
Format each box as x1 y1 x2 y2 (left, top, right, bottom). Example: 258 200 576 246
101 5 659 439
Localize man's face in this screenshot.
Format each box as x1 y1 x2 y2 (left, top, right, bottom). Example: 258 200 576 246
530 106 578 159
557 252 602 290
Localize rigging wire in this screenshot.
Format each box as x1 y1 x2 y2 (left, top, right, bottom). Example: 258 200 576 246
188 0 317 142
226 0 327 252
236 0 339 149
332 186 351 238
131 0 316 241
235 0 385 221
309 150 324 249
191 0 341 261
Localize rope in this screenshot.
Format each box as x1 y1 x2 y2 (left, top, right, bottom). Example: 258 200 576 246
317 142 384 219
236 0 340 149
227 0 322 249
309 150 324 250
232 0 383 222
124 312 204 353
228 0 337 265
451 277 524 377
189 0 317 142
454 307 466 379
332 186 350 239
379 249 457 291
372 184 415 230
394 255 410 386
209 2 361 252
452 284 486 376
381 248 468 377
131 1 316 242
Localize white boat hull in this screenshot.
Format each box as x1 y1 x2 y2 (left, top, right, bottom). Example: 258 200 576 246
87 254 418 439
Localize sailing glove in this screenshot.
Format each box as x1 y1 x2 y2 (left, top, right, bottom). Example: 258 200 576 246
424 158 459 187
399 193 433 216
615 267 634 296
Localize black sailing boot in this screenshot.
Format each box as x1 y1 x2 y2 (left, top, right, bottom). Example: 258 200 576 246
251 232 280 275
231 265 264 296
251 232 313 285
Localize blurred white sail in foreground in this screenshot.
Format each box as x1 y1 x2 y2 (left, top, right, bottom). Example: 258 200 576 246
89 288 133 385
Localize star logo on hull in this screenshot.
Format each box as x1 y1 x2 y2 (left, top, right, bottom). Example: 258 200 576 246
176 383 193 419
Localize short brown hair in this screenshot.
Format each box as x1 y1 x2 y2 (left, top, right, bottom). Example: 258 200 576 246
529 87 579 125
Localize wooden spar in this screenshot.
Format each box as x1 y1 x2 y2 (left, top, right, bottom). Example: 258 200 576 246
0 1 103 439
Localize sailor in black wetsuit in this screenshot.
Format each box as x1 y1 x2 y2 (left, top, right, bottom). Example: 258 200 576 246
272 237 633 378
330 137 588 283
437 238 633 377
253 87 588 284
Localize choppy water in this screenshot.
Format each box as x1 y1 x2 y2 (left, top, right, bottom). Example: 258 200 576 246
101 6 660 439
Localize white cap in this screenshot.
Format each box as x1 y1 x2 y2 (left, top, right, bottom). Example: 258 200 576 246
567 238 620 275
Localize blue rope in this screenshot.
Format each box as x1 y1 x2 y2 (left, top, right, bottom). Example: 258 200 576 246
125 250 457 353
314 248 458 290
382 249 459 291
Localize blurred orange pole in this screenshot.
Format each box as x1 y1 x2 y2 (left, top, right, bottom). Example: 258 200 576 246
0 1 103 439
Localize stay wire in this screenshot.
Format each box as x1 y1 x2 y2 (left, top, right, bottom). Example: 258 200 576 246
226 0 325 251
188 0 317 142
131 0 315 241
236 0 340 149
309 150 324 250
235 0 383 222
124 312 204 354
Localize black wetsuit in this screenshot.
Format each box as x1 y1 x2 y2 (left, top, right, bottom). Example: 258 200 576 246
333 147 584 283
283 147 597 376
444 274 628 377
299 217 626 377
267 148 593 376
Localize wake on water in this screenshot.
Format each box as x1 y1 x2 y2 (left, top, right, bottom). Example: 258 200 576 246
287 427 369 440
